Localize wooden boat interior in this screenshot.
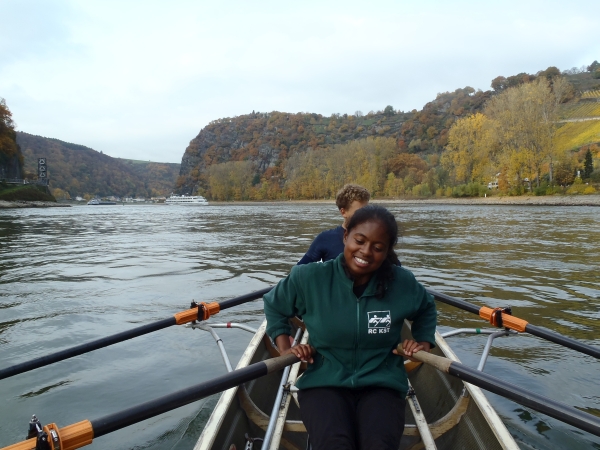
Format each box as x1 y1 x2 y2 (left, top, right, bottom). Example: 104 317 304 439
192 319 519 450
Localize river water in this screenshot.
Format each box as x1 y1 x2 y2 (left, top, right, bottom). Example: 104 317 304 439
0 203 598 449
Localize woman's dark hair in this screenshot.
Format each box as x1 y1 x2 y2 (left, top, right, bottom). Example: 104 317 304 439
345 204 400 298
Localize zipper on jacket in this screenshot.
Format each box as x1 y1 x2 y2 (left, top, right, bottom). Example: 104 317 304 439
352 295 360 387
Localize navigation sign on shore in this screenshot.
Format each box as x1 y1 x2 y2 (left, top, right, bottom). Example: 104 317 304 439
38 158 48 184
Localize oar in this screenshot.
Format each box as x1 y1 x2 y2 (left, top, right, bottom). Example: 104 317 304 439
1 352 298 450
427 288 600 359
397 347 600 438
0 287 274 381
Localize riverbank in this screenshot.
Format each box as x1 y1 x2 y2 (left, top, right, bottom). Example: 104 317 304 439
0 200 71 208
209 194 600 207
382 194 600 206
2 194 599 208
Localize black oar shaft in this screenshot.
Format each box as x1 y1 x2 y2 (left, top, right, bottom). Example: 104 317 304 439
427 288 600 359
524 323 600 359
449 361 600 437
0 288 273 381
91 353 297 437
218 286 273 310
0 318 175 380
426 288 480 315
0 354 298 450
401 348 600 437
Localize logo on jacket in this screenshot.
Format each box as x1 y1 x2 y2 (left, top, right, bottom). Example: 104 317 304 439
367 311 391 334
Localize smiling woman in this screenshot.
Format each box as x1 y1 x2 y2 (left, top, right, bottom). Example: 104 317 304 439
263 205 437 450
342 204 399 287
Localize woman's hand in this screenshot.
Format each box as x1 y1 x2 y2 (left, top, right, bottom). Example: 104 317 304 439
275 334 315 363
392 339 431 361
282 344 316 364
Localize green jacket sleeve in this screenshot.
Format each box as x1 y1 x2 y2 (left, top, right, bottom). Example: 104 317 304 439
263 266 306 342
408 283 437 348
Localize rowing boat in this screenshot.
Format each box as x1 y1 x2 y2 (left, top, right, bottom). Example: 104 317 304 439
192 318 519 450
1 288 598 450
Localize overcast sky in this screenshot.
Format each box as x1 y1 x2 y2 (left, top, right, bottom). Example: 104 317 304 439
1 0 599 163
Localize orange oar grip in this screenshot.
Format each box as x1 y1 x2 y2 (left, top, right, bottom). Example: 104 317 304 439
1 420 93 450
60 420 94 450
173 308 198 325
479 307 528 332
1 437 35 450
173 302 221 325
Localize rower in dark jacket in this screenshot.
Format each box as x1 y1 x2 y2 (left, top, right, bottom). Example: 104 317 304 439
265 205 437 450
297 184 369 265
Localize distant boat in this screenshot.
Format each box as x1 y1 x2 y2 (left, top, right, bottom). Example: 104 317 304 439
165 194 209 205
87 199 117 205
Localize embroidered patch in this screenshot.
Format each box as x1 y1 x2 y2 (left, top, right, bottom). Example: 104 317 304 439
367 311 391 334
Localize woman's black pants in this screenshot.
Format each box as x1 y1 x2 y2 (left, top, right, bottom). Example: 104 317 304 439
298 386 406 450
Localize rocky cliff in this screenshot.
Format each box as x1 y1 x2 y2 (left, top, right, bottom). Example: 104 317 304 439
176 110 410 194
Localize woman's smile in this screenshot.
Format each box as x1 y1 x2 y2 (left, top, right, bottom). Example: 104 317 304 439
344 220 389 285
353 255 370 267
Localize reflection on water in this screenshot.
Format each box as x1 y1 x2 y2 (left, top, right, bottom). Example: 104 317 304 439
0 203 598 449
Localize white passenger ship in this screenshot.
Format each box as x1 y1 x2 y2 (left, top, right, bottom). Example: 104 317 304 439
165 194 209 205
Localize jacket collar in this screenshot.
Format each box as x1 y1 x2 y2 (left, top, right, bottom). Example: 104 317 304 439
333 253 378 298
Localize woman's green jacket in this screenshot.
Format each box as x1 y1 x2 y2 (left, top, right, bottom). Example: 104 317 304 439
264 254 437 395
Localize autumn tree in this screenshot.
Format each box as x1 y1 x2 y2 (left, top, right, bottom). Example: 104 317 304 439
0 98 23 179
587 61 600 73
554 157 576 186
324 137 396 196
205 160 255 200
491 76 508 92
282 137 398 199
283 149 328 199
484 77 572 188
538 66 561 80
51 187 71 200
443 113 494 184
383 173 405 197
584 149 594 179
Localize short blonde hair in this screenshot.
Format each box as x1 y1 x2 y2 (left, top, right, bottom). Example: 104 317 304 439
335 184 370 210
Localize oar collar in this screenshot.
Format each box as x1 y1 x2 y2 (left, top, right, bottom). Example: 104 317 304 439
173 301 220 325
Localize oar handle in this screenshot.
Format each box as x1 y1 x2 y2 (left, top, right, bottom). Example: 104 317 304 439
1 420 93 450
396 346 450 373
396 346 600 437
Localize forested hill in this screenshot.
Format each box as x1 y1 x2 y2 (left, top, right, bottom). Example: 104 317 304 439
176 65 600 198
175 88 489 194
17 132 180 199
